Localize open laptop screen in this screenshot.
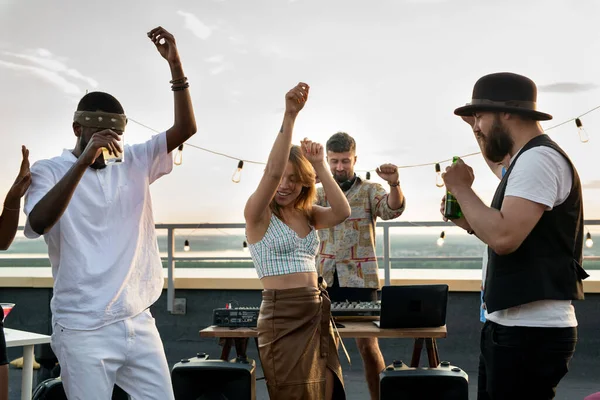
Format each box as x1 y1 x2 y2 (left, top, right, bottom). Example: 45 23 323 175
374 284 448 328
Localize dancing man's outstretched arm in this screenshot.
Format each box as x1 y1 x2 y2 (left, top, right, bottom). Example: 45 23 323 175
148 27 197 153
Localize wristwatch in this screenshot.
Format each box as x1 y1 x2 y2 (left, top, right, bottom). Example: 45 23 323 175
389 181 400 187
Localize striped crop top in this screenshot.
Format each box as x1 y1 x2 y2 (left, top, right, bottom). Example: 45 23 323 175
248 213 319 279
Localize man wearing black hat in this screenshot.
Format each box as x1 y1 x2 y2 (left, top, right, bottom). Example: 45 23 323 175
442 72 589 399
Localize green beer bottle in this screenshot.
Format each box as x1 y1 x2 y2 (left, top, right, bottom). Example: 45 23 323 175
444 156 463 219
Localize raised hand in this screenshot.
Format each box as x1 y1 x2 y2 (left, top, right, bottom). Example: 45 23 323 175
6 146 32 201
442 158 474 194
148 26 181 65
285 82 310 115
300 138 324 165
78 130 122 167
376 163 399 185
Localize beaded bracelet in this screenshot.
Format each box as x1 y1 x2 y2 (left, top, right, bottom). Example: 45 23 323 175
172 82 190 92
170 77 188 85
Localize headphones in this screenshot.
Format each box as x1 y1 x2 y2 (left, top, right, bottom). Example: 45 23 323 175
338 174 357 192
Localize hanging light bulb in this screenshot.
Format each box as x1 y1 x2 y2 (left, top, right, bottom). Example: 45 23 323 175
435 163 444 187
366 171 371 180
232 160 244 183
242 241 249 252
184 239 190 252
585 232 593 248
576 118 589 143
437 231 445 247
174 144 183 166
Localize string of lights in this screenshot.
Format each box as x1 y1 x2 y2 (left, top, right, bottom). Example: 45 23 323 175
129 104 600 181
128 104 600 250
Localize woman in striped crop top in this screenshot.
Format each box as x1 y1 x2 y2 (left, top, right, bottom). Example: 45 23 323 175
244 82 351 400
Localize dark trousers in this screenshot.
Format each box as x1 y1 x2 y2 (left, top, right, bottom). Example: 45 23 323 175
478 320 577 400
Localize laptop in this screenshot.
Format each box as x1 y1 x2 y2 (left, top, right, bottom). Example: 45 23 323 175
373 284 448 328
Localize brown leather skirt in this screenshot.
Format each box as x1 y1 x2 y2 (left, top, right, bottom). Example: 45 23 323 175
257 286 346 400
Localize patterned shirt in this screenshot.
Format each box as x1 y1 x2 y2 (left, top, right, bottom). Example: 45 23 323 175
315 177 405 289
248 213 319 279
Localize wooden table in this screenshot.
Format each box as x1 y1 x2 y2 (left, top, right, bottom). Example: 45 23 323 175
5 328 51 400
200 322 447 368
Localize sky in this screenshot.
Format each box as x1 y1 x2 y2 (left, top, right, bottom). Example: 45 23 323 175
2 0 600 224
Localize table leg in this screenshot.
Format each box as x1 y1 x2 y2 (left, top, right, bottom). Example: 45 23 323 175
234 338 249 359
425 338 440 367
21 345 34 400
219 338 233 361
410 338 424 368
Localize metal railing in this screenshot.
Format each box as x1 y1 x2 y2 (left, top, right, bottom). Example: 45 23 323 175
13 220 600 312
155 220 600 312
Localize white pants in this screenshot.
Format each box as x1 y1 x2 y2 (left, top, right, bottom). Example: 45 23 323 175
50 309 174 400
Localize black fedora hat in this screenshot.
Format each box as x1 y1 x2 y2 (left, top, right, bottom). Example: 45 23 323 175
454 72 552 121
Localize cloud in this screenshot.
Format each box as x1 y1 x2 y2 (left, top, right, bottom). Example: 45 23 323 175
0 59 80 94
229 90 242 104
209 63 234 75
228 35 249 54
204 54 233 75
229 35 247 46
259 43 300 60
2 49 98 89
538 82 599 93
177 11 213 40
206 55 225 63
583 180 600 189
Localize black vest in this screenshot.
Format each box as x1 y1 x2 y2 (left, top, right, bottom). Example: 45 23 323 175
484 134 589 313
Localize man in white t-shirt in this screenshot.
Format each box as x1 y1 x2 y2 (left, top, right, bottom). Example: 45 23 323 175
23 27 197 400
442 72 588 399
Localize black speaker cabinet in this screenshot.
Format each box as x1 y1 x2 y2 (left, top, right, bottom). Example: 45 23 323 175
171 353 256 400
380 360 469 400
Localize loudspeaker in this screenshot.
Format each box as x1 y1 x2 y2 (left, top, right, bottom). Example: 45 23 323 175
32 377 130 400
171 353 256 400
379 360 468 400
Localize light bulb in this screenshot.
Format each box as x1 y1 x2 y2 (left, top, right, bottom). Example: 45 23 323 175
184 239 190 252
437 231 445 247
585 232 593 248
232 160 244 183
576 118 589 143
174 144 183 166
243 241 249 252
366 171 371 180
435 163 444 187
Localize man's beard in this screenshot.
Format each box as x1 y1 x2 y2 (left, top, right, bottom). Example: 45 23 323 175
333 171 351 183
79 138 106 170
483 116 514 163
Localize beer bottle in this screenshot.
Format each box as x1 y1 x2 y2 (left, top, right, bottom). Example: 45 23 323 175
444 156 463 219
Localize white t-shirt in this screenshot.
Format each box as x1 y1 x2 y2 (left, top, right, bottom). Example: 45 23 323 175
24 132 173 330
482 145 578 328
